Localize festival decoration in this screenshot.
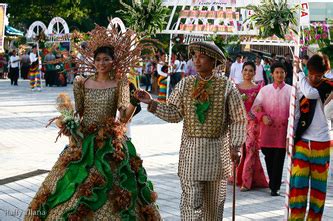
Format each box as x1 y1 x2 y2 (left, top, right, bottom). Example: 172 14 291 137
245 0 299 39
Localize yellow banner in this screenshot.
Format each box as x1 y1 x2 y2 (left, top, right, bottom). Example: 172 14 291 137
0 4 6 53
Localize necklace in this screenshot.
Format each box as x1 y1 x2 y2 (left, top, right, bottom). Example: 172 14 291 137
197 73 214 81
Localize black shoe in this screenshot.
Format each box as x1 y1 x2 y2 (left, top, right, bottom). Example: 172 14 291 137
271 191 280 196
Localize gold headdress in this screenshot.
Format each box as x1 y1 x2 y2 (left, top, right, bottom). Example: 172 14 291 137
73 24 141 79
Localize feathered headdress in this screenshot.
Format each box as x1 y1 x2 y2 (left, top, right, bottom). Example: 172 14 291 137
73 24 142 79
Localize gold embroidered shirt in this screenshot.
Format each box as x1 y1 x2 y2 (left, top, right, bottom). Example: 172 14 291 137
149 74 247 180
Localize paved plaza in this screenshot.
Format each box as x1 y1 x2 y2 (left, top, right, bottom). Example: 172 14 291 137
0 79 332 220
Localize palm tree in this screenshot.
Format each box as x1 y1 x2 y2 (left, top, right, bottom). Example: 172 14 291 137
117 0 169 37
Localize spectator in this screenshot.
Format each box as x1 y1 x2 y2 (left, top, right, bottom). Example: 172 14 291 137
9 50 20 86
254 55 266 84
185 54 197 76
224 57 233 78
229 54 244 84
263 58 273 84
301 55 309 76
0 53 6 79
20 50 30 79
170 53 182 92
143 58 152 91
43 49 56 86
284 53 293 85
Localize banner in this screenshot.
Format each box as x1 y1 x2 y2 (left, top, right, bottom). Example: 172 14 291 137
192 0 236 5
0 4 6 53
300 1 310 26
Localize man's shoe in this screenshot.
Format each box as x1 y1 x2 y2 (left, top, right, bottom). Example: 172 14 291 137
271 191 280 196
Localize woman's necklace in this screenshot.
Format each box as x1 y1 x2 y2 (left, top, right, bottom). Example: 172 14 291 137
197 73 214 81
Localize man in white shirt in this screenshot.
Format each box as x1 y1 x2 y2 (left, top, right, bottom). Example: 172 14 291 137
254 55 265 84
289 54 333 220
170 54 182 92
9 50 20 86
229 54 243 84
185 56 197 76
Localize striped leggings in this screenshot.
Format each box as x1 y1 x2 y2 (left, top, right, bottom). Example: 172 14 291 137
289 140 331 221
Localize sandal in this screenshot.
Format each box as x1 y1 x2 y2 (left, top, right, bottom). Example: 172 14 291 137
240 186 249 192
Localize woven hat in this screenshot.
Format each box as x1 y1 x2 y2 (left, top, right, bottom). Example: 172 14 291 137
188 41 226 64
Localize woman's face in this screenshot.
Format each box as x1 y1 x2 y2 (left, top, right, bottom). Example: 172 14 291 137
242 65 255 81
94 52 113 74
272 67 286 84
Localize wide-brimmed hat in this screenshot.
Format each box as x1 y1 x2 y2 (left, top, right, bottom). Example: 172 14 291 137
188 41 226 64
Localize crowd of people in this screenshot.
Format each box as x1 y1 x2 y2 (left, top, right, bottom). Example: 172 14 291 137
0 44 77 90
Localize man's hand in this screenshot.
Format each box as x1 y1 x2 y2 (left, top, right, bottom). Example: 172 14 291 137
134 89 153 104
262 115 272 126
230 148 241 165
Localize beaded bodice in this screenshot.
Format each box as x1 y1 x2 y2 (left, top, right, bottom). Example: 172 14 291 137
82 87 118 127
73 76 130 129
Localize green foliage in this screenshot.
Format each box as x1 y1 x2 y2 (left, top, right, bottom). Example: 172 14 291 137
117 0 169 37
209 35 240 58
245 0 299 39
5 0 131 32
319 45 333 67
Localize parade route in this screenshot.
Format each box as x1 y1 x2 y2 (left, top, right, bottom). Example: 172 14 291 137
0 80 332 220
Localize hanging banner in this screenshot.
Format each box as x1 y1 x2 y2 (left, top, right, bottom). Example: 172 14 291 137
0 4 7 53
192 0 236 5
300 1 310 26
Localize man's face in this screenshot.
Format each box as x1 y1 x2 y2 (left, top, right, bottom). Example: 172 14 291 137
193 51 215 73
308 70 323 87
236 56 242 63
285 54 291 62
302 58 308 65
272 67 286 84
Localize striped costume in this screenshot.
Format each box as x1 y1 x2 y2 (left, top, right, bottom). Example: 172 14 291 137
289 140 331 220
289 74 333 220
29 61 41 89
157 76 167 102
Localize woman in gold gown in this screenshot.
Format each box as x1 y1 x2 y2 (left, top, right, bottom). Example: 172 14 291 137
25 27 161 221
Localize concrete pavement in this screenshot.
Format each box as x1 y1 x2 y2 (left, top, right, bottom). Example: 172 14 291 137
0 79 332 220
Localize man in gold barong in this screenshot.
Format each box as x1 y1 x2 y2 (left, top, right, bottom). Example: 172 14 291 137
135 41 247 220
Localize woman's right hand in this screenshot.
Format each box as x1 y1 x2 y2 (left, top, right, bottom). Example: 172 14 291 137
134 89 152 104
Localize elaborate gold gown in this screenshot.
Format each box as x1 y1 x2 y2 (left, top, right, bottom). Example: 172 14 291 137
25 76 161 221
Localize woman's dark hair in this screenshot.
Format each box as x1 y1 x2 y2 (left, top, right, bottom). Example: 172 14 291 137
307 53 330 75
94 46 115 60
270 62 286 73
242 61 256 72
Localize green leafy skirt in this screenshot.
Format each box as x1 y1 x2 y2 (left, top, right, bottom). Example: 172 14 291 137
24 132 161 221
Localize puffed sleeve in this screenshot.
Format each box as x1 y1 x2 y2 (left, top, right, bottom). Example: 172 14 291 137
117 74 130 112
73 76 85 117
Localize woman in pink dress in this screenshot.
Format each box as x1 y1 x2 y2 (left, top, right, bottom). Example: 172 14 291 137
236 61 268 191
